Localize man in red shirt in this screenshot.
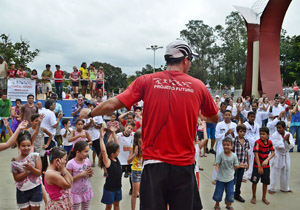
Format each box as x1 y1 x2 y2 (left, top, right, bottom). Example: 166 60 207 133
80 40 218 210
54 65 65 100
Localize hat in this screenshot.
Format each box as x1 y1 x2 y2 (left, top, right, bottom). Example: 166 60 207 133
9 61 15 65
0 55 4 60
85 100 96 107
215 95 220 98
164 40 198 61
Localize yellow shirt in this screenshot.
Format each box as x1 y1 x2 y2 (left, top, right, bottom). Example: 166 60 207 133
80 67 89 79
131 146 143 171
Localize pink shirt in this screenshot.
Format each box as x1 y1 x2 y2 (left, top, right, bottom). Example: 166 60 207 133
66 158 93 203
16 70 27 78
44 170 70 201
73 130 87 146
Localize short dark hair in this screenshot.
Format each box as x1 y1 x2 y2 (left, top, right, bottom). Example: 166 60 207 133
247 111 256 117
27 94 34 99
236 124 246 132
224 110 232 115
16 99 22 103
259 127 269 135
45 99 55 109
126 121 136 128
62 119 70 126
220 102 227 107
222 137 233 145
31 113 40 121
276 121 286 129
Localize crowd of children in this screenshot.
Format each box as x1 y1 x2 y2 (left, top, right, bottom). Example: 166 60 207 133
0 91 299 210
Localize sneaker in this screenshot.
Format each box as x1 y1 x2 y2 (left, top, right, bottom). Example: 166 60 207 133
206 148 210 154
209 149 216 154
124 172 129 178
234 195 245 203
129 189 132 195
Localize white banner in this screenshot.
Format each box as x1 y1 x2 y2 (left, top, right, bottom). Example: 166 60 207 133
7 78 36 101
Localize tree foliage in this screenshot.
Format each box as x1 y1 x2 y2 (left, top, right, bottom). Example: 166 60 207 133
280 30 300 86
179 12 247 89
0 34 40 69
91 61 127 93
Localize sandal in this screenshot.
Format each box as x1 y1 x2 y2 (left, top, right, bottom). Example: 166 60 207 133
214 206 221 210
226 206 234 210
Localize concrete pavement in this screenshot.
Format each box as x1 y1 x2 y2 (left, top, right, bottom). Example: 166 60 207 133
0 147 299 210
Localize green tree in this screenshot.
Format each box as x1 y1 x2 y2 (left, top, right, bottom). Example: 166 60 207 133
216 12 247 88
0 34 39 69
180 20 216 83
280 30 300 86
91 62 127 93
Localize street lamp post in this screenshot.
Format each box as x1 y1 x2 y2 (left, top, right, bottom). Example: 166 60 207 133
146 45 163 73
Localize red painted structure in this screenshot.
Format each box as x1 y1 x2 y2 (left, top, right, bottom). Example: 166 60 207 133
242 0 292 98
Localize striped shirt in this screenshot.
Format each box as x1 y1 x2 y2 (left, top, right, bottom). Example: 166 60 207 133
232 137 250 164
253 139 274 168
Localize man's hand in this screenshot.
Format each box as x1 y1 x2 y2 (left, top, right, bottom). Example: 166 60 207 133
79 108 90 119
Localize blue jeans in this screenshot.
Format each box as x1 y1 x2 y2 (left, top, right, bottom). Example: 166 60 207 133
213 180 235 203
55 82 63 99
289 126 300 152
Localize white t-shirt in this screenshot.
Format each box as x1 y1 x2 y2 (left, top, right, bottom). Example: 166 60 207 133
84 116 104 140
117 132 134 165
38 107 46 114
41 109 57 136
60 127 73 146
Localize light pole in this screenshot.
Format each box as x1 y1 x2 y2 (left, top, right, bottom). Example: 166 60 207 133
146 45 163 73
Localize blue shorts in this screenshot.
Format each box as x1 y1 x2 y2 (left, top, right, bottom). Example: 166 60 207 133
101 188 122 205
0 119 7 132
16 185 43 209
131 170 142 182
63 145 73 155
213 180 234 203
206 127 216 139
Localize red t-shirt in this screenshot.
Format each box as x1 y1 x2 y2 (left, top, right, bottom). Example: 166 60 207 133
54 70 65 83
253 139 274 168
293 86 299 92
116 71 218 166
70 71 81 80
121 119 141 132
8 69 16 78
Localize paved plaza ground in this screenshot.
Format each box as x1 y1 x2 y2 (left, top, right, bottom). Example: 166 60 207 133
0 147 299 210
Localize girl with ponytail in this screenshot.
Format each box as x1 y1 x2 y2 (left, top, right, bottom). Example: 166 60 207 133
66 141 94 210
99 127 122 209
44 147 73 210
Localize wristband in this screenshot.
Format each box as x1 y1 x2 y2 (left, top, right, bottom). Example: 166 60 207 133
87 109 93 118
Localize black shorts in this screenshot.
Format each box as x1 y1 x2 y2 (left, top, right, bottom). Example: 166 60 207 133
72 82 79 87
81 80 89 86
250 167 270 185
96 83 103 89
140 163 202 210
197 131 204 140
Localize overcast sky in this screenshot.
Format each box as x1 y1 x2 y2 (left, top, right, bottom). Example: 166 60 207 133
1 0 299 75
